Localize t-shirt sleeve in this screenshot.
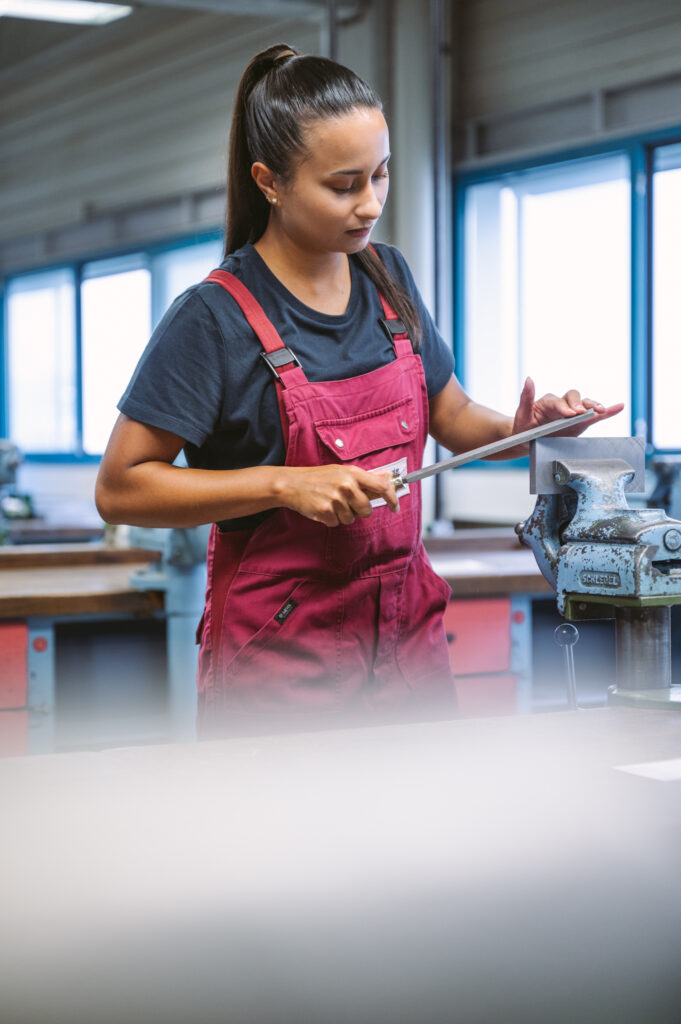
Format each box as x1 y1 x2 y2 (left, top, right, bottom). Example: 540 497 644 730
374 243 455 398
118 289 226 447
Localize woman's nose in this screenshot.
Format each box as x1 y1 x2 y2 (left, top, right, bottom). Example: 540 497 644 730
355 184 383 220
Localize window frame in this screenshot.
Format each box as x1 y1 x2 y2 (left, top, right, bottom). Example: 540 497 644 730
0 230 222 463
3 124 681 464
454 125 681 462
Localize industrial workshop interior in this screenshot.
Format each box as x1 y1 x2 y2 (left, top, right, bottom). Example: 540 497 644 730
2 1 681 1022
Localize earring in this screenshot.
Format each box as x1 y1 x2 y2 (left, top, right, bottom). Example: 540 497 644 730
269 195 278 205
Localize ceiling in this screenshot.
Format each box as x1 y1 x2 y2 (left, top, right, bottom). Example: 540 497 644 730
0 0 345 73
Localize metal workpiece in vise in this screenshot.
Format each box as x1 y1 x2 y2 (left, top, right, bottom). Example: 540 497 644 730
516 436 681 709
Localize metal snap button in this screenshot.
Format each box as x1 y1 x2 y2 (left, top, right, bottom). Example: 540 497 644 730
334 438 344 448
400 420 409 430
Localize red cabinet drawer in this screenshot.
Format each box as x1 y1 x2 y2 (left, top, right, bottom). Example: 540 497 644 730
0 710 30 757
0 622 28 709
443 598 511 676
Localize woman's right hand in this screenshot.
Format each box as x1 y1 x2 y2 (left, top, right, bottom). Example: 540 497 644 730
96 414 399 529
277 465 399 527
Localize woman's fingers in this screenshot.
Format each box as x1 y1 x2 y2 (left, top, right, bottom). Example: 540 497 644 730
583 399 625 420
581 397 605 413
283 465 399 525
562 388 587 413
358 470 400 512
560 400 626 435
337 507 356 526
517 376 536 414
535 391 624 426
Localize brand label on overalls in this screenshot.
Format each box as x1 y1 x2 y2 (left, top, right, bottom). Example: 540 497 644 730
274 598 298 624
369 457 410 508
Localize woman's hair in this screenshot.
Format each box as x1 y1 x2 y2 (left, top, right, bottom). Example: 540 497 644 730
224 43 422 349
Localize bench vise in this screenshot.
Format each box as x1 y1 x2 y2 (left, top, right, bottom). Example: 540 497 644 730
516 437 681 708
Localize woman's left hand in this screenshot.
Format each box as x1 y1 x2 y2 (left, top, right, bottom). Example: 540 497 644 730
512 377 624 437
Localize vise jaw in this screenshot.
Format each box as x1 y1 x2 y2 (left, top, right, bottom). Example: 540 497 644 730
516 438 681 619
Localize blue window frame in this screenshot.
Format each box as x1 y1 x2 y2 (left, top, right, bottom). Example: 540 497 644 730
4 267 78 456
651 141 681 451
1 233 222 461
455 128 681 456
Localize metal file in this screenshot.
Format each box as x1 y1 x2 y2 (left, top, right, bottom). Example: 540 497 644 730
392 408 596 488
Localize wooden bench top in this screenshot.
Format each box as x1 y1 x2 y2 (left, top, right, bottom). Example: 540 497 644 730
0 548 164 618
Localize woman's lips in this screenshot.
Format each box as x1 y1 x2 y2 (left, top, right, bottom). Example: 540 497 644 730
346 227 372 238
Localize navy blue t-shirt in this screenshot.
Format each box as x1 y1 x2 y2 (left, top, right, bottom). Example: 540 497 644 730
119 242 454 473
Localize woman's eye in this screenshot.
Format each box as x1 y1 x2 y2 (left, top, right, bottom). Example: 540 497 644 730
331 172 388 194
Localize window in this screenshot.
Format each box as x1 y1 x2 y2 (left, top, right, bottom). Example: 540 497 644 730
81 257 152 456
462 154 631 436
2 235 222 458
151 239 223 328
652 142 681 450
5 268 77 454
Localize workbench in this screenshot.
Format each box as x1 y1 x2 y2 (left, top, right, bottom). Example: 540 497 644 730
0 543 164 617
0 531 555 755
426 530 552 718
0 544 164 755
1 707 680 1024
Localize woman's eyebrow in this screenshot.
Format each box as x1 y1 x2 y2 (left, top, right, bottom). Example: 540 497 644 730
329 154 391 176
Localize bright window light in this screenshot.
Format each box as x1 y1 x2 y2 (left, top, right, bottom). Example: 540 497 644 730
151 239 223 328
652 143 681 450
0 1 132 25
463 154 631 437
81 260 151 455
6 269 78 454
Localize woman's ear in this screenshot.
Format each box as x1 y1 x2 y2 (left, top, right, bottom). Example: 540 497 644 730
251 162 278 204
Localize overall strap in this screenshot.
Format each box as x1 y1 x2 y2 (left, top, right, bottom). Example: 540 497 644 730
368 247 414 359
204 269 307 448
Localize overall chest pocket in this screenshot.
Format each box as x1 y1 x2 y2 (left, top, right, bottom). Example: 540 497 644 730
315 395 421 572
314 395 417 468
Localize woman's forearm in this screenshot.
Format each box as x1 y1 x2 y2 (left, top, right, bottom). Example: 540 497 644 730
429 379 515 455
429 375 624 463
95 461 288 528
95 415 399 529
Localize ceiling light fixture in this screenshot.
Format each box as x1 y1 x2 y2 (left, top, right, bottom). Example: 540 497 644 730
0 1 132 24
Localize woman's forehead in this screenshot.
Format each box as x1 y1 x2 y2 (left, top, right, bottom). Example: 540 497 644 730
301 108 389 170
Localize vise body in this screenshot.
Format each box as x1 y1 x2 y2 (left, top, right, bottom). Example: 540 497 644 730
515 437 681 616
516 437 681 703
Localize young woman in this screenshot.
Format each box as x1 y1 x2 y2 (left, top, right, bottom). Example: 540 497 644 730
96 44 622 735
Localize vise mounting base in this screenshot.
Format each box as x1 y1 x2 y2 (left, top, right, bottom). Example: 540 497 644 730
564 592 681 621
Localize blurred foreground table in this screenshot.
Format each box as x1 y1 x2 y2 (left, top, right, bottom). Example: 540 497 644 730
1 707 680 1024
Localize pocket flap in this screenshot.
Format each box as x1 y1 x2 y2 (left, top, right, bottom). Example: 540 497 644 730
315 397 417 462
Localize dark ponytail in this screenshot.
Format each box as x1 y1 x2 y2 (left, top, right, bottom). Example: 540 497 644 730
224 43 422 351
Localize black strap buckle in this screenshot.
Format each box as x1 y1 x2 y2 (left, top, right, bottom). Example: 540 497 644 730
259 347 302 381
379 317 407 342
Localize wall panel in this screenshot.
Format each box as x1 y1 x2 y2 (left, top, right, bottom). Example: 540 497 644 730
457 0 681 164
0 8 320 268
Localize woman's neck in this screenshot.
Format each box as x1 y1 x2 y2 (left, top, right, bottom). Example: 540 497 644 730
254 231 351 315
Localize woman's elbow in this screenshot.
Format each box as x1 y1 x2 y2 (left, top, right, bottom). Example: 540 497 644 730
95 473 125 525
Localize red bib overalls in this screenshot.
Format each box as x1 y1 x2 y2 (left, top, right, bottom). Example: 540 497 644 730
196 269 454 733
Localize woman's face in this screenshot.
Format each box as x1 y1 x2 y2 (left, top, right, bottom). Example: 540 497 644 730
275 106 390 256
